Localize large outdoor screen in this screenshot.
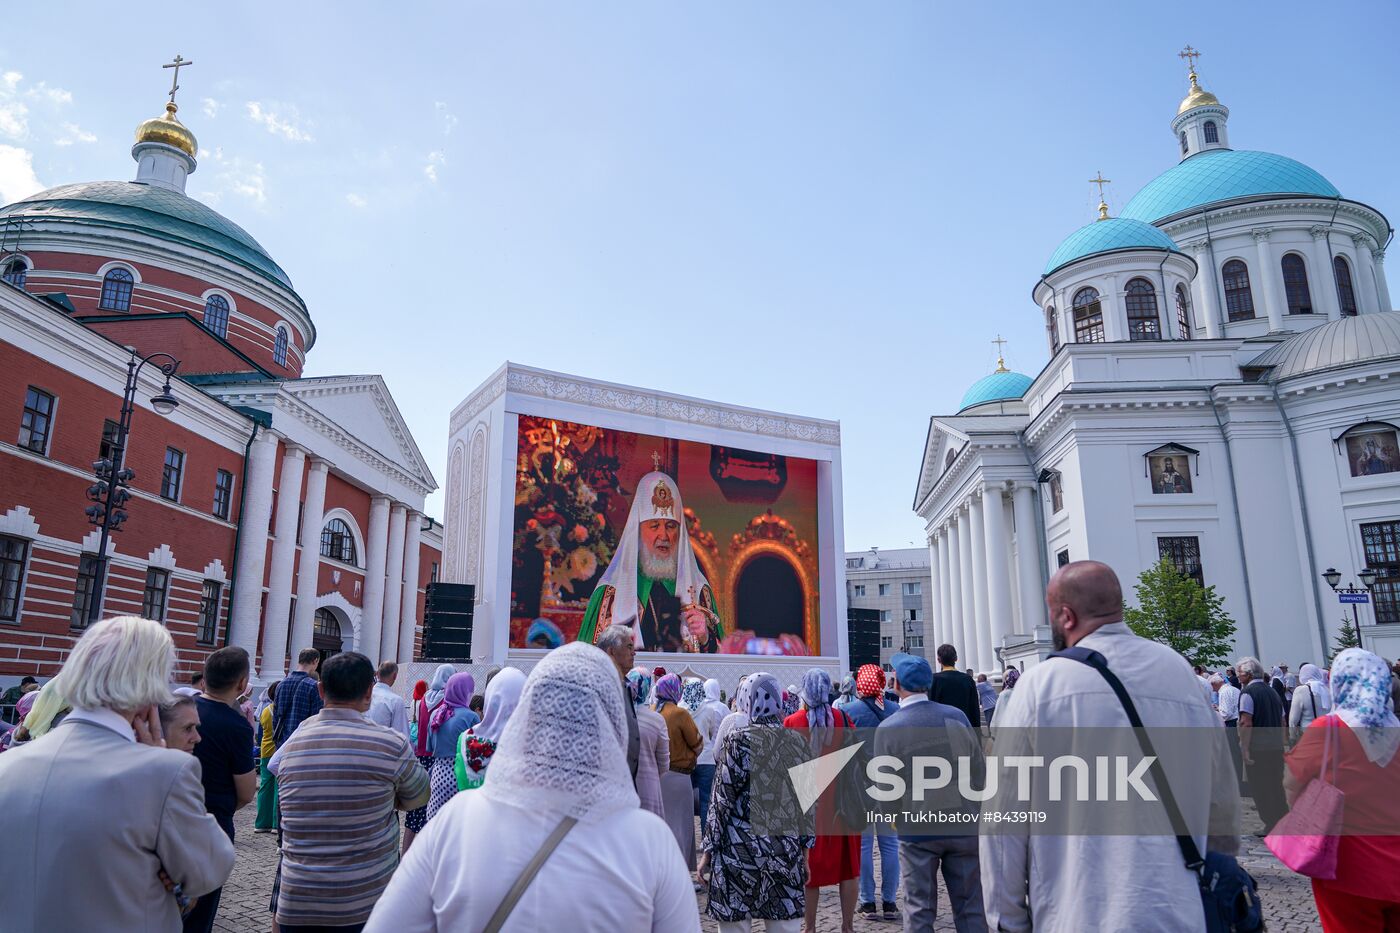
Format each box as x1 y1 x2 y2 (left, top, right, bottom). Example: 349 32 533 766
510 416 821 655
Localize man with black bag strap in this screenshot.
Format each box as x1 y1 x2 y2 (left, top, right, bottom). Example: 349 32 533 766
983 561 1251 932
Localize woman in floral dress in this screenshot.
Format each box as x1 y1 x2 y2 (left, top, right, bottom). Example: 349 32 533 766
700 672 813 933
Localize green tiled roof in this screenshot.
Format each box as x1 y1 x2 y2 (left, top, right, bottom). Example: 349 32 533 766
0 181 295 291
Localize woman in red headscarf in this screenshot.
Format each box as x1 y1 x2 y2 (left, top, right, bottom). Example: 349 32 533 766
841 665 901 920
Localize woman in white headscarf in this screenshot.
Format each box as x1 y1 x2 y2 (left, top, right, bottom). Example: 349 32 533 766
365 642 699 933
692 678 730 830
714 674 755 752
455 667 527 791
1288 662 1332 742
1285 649 1400 931
701 672 813 933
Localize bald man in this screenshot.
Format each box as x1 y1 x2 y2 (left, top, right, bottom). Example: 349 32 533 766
982 561 1240 933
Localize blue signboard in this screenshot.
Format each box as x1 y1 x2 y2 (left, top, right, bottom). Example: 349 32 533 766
1339 593 1370 604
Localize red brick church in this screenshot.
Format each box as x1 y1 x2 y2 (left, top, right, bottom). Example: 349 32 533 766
0 76 441 691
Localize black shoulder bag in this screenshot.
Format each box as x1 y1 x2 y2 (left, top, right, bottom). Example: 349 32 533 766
1051 646 1265 933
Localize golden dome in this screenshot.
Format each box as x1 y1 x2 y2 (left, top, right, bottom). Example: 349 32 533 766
134 102 197 158
1177 72 1220 115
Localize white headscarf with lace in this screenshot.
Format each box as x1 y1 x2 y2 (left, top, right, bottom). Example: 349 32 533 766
482 641 640 823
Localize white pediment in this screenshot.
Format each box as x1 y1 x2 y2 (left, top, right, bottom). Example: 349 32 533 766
282 375 438 490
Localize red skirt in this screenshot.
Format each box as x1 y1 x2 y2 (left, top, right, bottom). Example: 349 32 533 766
784 710 861 887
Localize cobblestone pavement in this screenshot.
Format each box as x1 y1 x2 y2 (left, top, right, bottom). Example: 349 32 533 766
218 800 1321 932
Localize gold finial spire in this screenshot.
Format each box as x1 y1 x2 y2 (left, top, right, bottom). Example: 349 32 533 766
162 54 194 107
1178 45 1201 86
992 335 1009 373
1089 171 1112 221
1175 45 1220 115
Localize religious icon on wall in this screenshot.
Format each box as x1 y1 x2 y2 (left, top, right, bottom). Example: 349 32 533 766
1345 428 1400 477
1150 455 1192 494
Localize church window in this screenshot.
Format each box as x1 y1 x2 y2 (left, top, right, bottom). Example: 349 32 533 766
1360 520 1400 624
1203 121 1218 144
203 294 230 338
1072 287 1104 343
321 518 358 566
1157 536 1204 587
2 258 26 289
1046 305 1060 354
944 449 957 472
99 267 134 311
1281 254 1312 314
1179 132 1188 155
1222 260 1255 321
0 535 30 622
1125 278 1161 341
1175 285 1192 338
1056 548 1070 568
274 326 290 367
1335 256 1358 316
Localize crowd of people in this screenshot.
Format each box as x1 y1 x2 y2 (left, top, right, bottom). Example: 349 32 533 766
1 560 1398 932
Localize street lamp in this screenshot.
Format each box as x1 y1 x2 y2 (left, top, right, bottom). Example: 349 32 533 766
84 349 181 626
1321 566 1377 643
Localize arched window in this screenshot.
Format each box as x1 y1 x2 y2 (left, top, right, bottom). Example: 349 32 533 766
1335 255 1358 316
1281 254 1312 314
1203 121 1218 144
944 449 957 472
99 267 134 311
1175 284 1192 339
1179 131 1188 155
320 518 358 565
1072 287 1104 343
1046 305 1059 354
203 294 230 338
1 258 26 288
273 326 289 367
1125 278 1161 340
1222 260 1255 321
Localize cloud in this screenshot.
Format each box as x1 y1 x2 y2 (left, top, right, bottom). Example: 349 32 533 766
434 100 458 136
200 147 268 207
0 71 79 142
0 100 26 140
345 192 368 209
26 82 72 106
53 122 96 147
424 150 446 183
202 98 221 119
245 101 313 143
0 144 44 203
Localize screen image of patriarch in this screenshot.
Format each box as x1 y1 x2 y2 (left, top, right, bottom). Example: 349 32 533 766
509 416 821 655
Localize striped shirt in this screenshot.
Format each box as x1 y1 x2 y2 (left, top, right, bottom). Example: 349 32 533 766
274 707 430 927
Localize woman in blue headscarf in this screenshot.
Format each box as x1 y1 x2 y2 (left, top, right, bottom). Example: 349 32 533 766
784 667 859 932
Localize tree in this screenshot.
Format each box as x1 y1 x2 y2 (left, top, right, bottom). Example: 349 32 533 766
1124 559 1237 668
1329 613 1361 664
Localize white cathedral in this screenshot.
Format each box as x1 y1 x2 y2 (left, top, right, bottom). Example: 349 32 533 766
914 53 1400 673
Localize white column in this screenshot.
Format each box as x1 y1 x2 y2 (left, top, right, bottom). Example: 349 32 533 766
955 506 975 670
1252 229 1284 332
1374 249 1393 313
1011 482 1047 633
1192 242 1222 339
398 510 423 662
982 483 1012 666
1356 236 1381 314
229 429 280 660
359 496 392 660
381 504 408 662
968 491 991 672
1311 227 1340 320
937 525 954 654
259 445 306 678
289 458 329 660
926 535 941 650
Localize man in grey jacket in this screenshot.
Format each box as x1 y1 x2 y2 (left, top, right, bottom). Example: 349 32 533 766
874 652 987 933
0 616 235 932
598 623 641 780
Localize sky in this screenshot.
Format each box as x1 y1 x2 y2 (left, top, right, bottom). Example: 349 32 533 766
4 2 1399 553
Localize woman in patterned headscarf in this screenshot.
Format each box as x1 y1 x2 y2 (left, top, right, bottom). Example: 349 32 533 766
1286 649 1400 931
654 672 703 873
701 672 813 932
625 667 669 818
785 668 860 932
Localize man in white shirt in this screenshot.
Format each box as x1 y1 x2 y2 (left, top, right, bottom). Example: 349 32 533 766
983 561 1239 933
1211 673 1244 791
367 661 410 738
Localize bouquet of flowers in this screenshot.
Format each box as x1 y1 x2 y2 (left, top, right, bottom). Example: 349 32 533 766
455 733 499 791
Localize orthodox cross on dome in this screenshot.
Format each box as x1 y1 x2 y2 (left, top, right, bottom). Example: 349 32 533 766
651 451 662 471
162 54 194 106
992 335 1009 373
1089 171 1112 221
1178 45 1202 82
